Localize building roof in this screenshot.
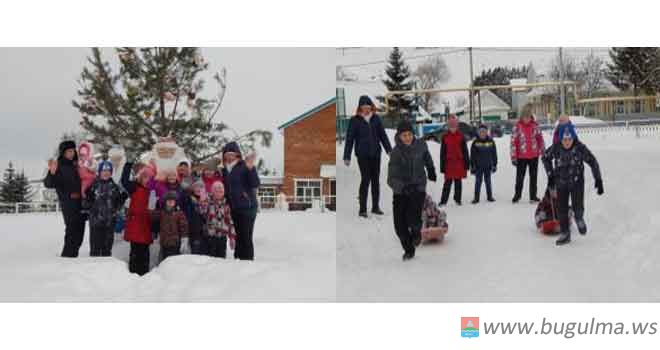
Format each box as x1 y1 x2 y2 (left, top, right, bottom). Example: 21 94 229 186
278 97 336 130
462 90 511 113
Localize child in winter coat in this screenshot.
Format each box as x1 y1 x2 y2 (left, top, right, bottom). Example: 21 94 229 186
421 194 448 243
83 161 123 257
204 181 237 258
510 104 545 203
151 191 189 261
542 127 604 246
470 124 497 204
121 161 155 276
185 180 209 255
440 114 470 206
387 120 437 261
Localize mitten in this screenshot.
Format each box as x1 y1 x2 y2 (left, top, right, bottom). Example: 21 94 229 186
491 165 497 173
511 158 518 167
595 179 604 195
428 169 437 182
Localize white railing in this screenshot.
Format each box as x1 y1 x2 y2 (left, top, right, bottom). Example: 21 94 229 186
0 201 60 214
542 122 660 139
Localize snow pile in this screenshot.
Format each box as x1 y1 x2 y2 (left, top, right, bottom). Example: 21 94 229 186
0 211 335 301
337 130 660 301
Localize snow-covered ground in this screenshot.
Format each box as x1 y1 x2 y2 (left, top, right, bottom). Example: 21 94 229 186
0 211 335 301
337 129 660 302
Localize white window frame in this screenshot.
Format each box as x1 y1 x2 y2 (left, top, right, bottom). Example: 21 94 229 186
294 178 323 203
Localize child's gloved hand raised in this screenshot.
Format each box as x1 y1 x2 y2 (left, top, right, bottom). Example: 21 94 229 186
595 179 604 195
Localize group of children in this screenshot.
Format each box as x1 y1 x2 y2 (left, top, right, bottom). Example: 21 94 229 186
46 140 260 276
387 112 604 260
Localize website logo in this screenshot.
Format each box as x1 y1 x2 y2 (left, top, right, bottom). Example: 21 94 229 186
461 317 479 338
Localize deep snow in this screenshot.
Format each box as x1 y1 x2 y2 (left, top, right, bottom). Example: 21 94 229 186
0 211 335 301
337 128 660 301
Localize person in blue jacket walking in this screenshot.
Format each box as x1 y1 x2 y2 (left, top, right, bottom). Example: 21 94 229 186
343 95 393 218
221 141 260 260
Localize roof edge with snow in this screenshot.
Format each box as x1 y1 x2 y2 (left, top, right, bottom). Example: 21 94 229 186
278 97 336 130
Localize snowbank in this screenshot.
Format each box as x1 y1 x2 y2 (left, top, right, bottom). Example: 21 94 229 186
337 130 660 301
0 211 336 301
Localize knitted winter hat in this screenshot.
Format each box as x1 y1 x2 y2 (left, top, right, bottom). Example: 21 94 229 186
178 159 190 167
478 124 488 131
164 191 178 202
222 142 242 157
358 95 374 108
192 179 205 190
97 160 113 175
396 120 414 134
561 123 577 140
211 181 225 193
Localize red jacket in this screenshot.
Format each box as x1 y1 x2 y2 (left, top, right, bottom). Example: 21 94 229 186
202 172 223 194
124 184 153 245
510 119 545 160
440 130 469 180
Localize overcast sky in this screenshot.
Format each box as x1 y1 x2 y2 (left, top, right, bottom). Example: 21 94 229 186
0 48 335 180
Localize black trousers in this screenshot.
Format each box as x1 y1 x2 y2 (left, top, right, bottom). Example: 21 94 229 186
440 178 462 204
60 199 86 258
161 242 181 262
474 169 493 200
392 190 425 254
558 182 585 233
89 223 114 257
129 242 150 276
206 235 228 258
514 157 539 199
357 156 381 212
232 208 257 260
189 236 207 255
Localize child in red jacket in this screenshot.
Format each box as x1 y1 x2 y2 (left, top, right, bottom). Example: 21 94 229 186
439 115 470 206
121 162 155 276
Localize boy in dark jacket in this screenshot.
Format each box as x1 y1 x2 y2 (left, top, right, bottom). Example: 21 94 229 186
542 128 604 246
151 191 189 261
221 141 260 260
343 95 393 217
470 125 497 204
121 161 155 275
387 121 437 261
44 140 86 258
83 160 123 256
440 115 470 206
185 180 209 255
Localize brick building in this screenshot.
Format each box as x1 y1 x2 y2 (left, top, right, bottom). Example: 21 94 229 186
277 97 336 210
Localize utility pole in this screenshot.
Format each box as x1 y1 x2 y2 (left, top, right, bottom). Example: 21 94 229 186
559 47 566 115
469 47 474 124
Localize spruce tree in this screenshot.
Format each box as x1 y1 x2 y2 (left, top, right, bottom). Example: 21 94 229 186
0 162 16 203
0 162 30 203
607 47 660 95
383 47 412 117
73 47 272 162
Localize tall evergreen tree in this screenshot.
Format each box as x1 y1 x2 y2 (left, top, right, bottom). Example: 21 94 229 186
382 47 413 116
0 162 31 203
607 47 660 95
73 47 272 162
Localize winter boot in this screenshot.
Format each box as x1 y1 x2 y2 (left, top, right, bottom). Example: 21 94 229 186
556 232 571 246
371 208 384 215
402 248 415 261
455 200 462 206
487 197 496 202
512 194 521 203
471 198 479 204
576 219 587 235
358 211 368 218
530 197 541 203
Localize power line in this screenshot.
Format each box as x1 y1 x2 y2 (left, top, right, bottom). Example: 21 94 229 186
337 48 467 68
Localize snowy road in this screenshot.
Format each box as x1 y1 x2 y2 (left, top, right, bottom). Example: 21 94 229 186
337 130 660 301
0 211 336 301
